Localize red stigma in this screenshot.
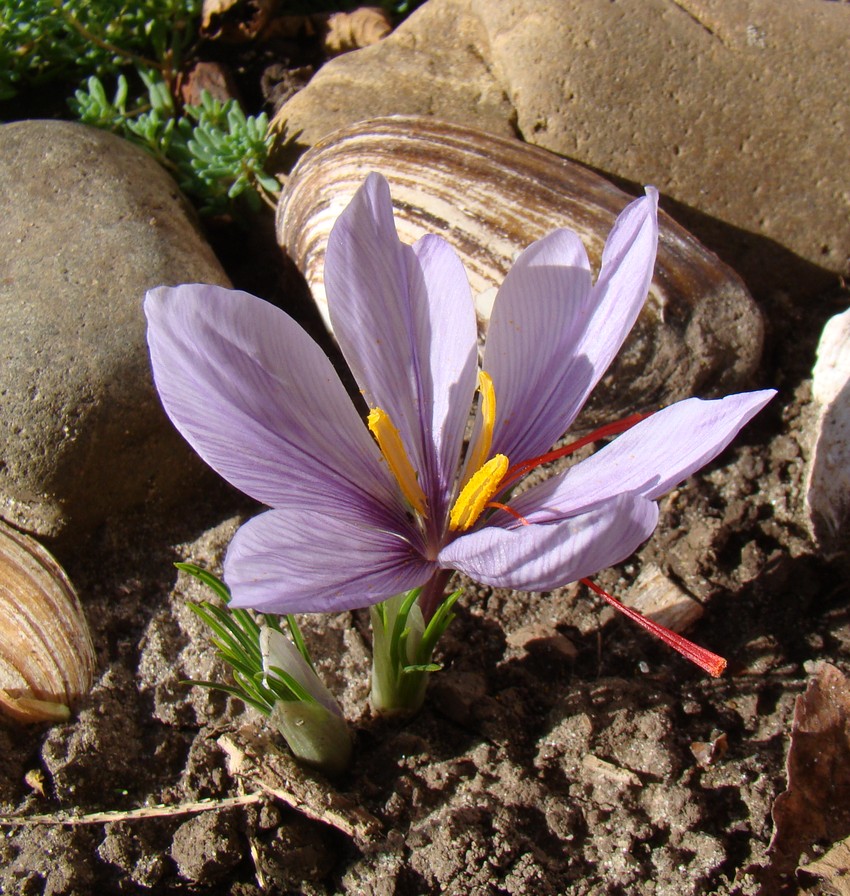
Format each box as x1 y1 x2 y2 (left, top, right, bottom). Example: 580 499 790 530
500 412 650 492
582 578 727 677
485 502 530 525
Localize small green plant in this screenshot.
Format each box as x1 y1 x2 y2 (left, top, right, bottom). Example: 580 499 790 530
3 0 431 215
72 71 281 214
0 0 200 101
178 563 310 712
4 0 279 215
370 587 462 715
178 563 352 775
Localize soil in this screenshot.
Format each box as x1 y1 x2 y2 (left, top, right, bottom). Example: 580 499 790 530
3 9 850 896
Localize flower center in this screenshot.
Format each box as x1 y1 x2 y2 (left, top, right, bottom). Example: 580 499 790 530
368 407 428 517
370 372 649 537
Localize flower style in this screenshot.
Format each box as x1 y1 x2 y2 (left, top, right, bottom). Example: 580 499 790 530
145 174 773 661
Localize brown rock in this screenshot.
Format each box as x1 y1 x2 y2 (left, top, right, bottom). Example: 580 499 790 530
272 0 850 302
477 0 849 297
324 7 392 56
271 0 515 149
622 563 705 634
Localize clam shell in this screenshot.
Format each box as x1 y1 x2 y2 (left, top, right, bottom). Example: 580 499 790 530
277 116 764 419
0 521 95 724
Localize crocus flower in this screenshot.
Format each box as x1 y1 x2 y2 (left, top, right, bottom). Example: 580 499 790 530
145 174 773 660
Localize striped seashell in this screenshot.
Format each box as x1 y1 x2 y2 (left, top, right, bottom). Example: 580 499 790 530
276 116 764 417
0 521 96 724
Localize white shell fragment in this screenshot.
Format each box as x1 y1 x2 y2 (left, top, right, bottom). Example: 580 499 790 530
806 307 850 556
277 116 765 421
0 521 96 724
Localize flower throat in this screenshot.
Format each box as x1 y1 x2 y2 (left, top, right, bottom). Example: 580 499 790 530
367 371 647 533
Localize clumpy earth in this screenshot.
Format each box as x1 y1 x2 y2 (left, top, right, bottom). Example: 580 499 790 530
1 224 848 894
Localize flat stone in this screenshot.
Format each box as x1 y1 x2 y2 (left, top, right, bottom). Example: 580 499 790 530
0 121 229 543
478 0 849 298
622 563 704 634
271 0 516 151
272 0 850 303
506 623 578 660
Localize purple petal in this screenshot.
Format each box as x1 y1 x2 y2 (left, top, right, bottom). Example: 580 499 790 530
511 391 776 522
482 228 594 462
224 506 435 614
487 188 659 464
324 174 478 519
145 283 402 515
439 492 659 591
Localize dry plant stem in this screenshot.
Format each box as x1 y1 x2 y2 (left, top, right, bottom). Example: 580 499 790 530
218 727 384 849
0 793 264 826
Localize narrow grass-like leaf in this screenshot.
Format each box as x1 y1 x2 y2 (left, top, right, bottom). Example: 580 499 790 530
417 588 462 664
285 615 315 671
183 678 271 715
177 562 231 602
261 666 317 705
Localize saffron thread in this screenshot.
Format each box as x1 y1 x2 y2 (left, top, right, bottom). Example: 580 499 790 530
582 577 727 677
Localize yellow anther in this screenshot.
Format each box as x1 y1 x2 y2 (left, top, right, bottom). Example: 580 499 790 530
367 408 428 517
461 370 498 490
449 454 509 532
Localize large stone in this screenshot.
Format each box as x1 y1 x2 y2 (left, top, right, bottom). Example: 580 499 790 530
476 0 849 299
0 121 229 542
271 0 515 149
272 0 850 303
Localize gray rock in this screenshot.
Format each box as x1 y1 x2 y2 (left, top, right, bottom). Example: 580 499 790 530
272 0 850 302
0 120 229 542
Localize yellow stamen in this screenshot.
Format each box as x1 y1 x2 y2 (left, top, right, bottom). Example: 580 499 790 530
367 408 428 517
461 371 498 489
449 454 509 532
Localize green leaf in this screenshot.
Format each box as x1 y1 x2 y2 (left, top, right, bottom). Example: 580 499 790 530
285 615 315 671
183 679 272 715
176 562 232 603
370 586 457 715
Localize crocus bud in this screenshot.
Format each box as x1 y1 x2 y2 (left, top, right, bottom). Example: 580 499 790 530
261 626 352 775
